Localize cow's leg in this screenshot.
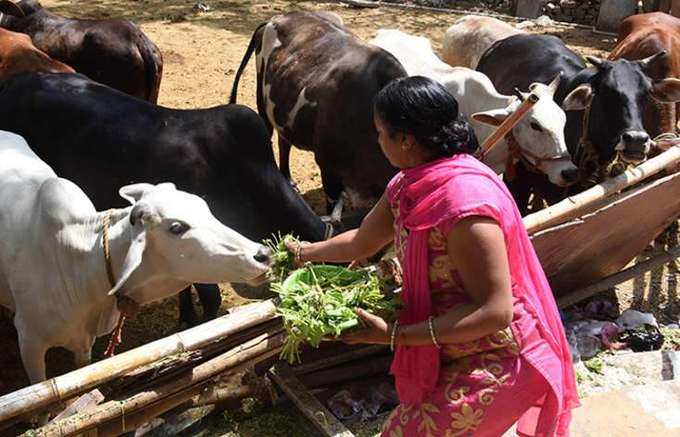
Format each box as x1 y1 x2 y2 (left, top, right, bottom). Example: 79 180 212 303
320 165 344 216
278 137 294 184
18 336 47 385
178 286 199 328
18 335 49 425
195 283 222 321
73 348 92 368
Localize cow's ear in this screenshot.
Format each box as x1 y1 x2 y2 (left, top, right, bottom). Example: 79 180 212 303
650 78 680 103
108 231 146 296
119 183 155 204
129 202 161 229
0 0 25 17
562 84 593 111
472 109 508 127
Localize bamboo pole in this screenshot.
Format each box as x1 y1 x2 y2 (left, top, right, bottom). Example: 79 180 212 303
0 299 278 424
292 345 387 375
479 93 540 160
25 331 285 437
106 318 282 400
96 346 284 437
524 146 680 234
557 244 680 309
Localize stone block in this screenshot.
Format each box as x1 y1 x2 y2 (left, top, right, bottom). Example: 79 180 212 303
596 0 637 32
514 0 546 18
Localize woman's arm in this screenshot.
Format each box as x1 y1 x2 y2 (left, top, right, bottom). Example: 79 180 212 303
290 194 394 264
343 215 514 346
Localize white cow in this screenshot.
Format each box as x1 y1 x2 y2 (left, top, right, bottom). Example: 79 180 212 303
371 29 578 187
441 15 522 69
0 131 271 388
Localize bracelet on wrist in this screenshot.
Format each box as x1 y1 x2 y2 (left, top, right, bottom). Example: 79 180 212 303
390 320 400 352
428 316 442 349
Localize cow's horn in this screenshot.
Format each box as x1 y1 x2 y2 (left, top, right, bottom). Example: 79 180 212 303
637 50 667 68
585 56 605 69
0 0 25 18
548 72 562 95
513 87 529 101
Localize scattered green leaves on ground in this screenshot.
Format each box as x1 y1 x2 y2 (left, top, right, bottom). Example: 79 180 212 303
273 264 397 363
660 327 680 351
583 354 604 374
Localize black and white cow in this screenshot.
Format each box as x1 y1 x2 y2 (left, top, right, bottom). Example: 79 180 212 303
477 34 680 210
230 11 406 214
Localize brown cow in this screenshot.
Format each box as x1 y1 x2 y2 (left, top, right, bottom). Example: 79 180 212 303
610 12 680 139
0 0 162 102
0 27 72 79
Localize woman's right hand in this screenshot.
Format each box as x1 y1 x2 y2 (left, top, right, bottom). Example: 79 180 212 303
284 239 309 268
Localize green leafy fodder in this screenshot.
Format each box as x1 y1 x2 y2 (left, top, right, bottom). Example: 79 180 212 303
263 233 299 283
273 264 397 363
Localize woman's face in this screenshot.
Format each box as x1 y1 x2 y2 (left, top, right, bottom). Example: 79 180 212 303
374 114 414 169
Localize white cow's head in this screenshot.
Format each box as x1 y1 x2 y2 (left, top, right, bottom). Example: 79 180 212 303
473 74 579 187
107 183 271 304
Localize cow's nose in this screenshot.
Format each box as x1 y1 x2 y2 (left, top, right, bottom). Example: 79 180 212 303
254 246 272 264
622 130 650 149
561 167 579 184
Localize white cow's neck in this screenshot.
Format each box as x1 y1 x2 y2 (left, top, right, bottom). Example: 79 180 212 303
58 208 132 338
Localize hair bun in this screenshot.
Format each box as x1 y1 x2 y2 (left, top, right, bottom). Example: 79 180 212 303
437 119 479 156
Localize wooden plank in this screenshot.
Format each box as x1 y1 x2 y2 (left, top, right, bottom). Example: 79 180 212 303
532 171 680 296
523 146 680 234
292 345 387 375
269 363 355 437
557 244 680 308
49 389 104 423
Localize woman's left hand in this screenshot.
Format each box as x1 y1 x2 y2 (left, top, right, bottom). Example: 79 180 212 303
340 308 391 345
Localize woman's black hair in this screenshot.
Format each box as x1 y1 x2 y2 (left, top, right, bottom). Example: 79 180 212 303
374 76 479 158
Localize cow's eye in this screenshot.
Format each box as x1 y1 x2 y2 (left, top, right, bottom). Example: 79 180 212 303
530 121 543 132
169 221 190 235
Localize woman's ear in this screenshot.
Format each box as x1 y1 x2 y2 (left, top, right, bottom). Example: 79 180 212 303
401 134 416 151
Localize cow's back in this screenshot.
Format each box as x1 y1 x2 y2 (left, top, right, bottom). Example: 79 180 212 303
0 72 165 207
610 13 680 79
9 9 162 102
442 15 521 69
0 131 54 309
610 12 680 136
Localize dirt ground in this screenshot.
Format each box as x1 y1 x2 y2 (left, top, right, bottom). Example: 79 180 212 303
0 0 677 433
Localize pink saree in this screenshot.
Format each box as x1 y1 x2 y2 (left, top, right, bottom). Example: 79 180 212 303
383 154 579 436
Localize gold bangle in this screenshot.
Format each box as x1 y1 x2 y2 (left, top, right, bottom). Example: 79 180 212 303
428 316 442 349
390 320 400 352
295 243 305 263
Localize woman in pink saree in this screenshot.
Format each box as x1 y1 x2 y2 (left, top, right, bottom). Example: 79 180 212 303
287 76 579 436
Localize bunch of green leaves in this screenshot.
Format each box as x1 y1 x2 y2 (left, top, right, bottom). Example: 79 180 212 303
272 264 397 363
263 233 299 283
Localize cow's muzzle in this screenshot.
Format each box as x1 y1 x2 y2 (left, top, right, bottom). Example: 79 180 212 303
617 130 651 163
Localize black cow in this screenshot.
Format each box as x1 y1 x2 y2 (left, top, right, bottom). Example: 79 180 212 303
0 0 163 102
230 11 406 214
477 34 680 211
0 72 337 326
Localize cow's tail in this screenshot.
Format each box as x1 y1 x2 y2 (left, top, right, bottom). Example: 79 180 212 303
138 35 163 103
229 22 267 104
